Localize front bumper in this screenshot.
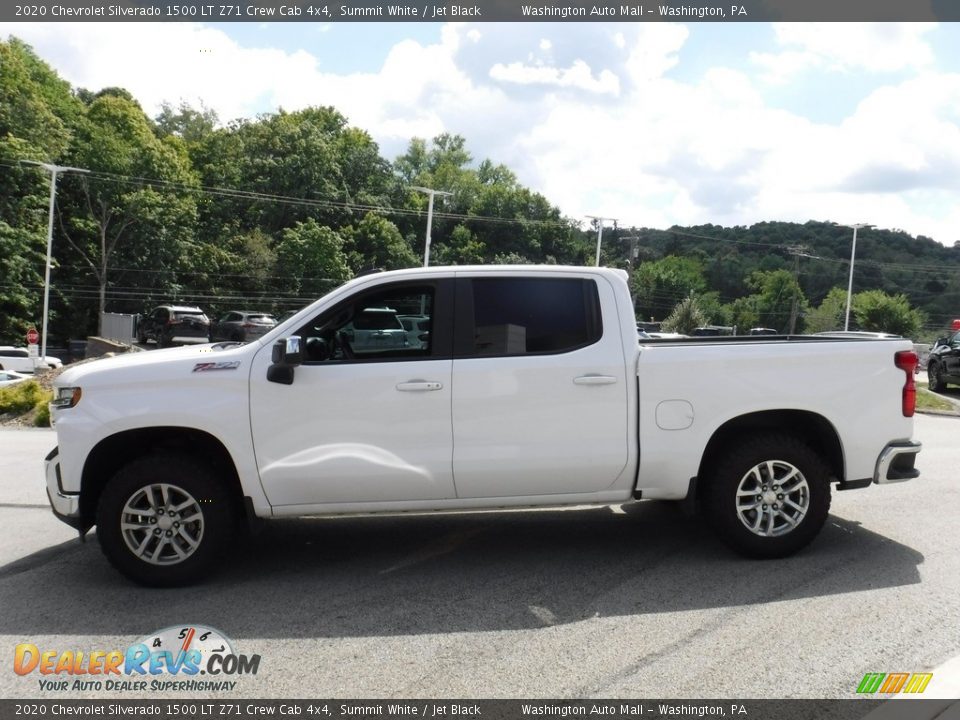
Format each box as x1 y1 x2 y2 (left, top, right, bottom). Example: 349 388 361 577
44 446 84 530
874 441 922 484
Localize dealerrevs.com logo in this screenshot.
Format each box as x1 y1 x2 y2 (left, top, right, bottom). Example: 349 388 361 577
14 625 260 693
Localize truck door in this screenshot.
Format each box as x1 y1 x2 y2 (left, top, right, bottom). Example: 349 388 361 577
450 274 630 498
249 279 457 508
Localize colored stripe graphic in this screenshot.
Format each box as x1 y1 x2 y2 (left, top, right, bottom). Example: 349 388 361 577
903 673 933 693
858 672 933 694
858 673 886 694
879 673 910 693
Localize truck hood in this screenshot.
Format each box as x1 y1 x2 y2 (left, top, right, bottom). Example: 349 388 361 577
55 342 257 387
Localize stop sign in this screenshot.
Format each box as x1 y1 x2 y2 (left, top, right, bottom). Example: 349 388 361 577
26 327 39 345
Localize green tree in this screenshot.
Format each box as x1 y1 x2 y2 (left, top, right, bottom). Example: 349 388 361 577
805 287 848 334
0 38 82 343
743 269 808 333
853 290 925 337
343 213 417 272
275 219 352 298
57 93 199 327
434 224 486 265
154 101 218 144
662 295 708 334
631 256 707 322
394 135 580 265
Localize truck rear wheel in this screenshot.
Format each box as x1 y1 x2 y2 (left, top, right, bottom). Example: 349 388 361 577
96 454 236 586
703 434 831 558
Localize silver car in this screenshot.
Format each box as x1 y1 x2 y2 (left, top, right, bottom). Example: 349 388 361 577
210 311 278 343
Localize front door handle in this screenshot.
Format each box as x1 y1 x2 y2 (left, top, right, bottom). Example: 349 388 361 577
573 375 618 386
396 381 444 392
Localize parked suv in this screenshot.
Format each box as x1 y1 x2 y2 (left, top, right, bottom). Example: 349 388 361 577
210 311 277 343
398 314 431 350
341 308 409 353
137 305 210 347
927 330 960 392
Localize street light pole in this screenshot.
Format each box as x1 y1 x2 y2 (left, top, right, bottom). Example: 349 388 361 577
586 216 617 267
410 186 453 267
21 161 89 363
838 222 873 331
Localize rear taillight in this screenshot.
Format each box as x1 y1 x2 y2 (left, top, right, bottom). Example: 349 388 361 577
895 350 917 417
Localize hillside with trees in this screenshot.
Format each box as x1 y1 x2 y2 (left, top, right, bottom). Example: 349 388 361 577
2 36 959 347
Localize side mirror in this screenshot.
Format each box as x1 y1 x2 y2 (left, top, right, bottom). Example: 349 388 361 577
271 336 302 365
268 336 302 385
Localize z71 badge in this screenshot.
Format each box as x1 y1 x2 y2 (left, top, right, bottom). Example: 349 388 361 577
192 361 241 372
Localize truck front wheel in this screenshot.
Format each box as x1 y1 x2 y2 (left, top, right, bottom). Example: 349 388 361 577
703 434 832 558
95 454 236 586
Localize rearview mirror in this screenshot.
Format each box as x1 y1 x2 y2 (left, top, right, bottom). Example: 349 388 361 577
271 336 302 365
268 336 302 385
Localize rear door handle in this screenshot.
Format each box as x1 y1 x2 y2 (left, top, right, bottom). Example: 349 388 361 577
573 375 618 385
396 381 444 392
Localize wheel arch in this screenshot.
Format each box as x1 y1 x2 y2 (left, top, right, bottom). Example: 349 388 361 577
696 410 844 495
79 426 245 528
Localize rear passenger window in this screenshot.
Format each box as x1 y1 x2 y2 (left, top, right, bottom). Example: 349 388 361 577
466 278 601 356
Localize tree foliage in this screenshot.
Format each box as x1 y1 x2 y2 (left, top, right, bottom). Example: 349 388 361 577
853 290 925 337
662 296 708 335
0 36 954 348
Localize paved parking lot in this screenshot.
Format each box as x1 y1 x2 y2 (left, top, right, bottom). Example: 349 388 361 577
1 415 958 702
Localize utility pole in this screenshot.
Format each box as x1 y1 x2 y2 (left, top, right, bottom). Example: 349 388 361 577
586 216 617 267
621 236 640 267
20 161 89 362
410 186 453 267
836 222 873 331
620 235 641 309
785 245 812 334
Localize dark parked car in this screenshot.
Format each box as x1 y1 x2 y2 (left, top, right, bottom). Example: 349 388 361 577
927 330 960 392
137 305 210 347
210 311 277 343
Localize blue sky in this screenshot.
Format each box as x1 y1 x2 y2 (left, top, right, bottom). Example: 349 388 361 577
4 21 960 245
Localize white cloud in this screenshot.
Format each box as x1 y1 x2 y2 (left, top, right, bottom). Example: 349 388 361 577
4 21 960 245
752 23 937 84
489 59 620 95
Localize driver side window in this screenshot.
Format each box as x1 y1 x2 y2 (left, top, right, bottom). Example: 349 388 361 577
295 285 435 363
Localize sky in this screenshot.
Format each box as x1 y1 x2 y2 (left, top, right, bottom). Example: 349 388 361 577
4 20 960 246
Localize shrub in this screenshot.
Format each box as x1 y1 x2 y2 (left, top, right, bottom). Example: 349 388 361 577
0 380 53 418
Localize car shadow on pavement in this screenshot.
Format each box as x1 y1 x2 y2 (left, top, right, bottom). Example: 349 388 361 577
0 501 924 639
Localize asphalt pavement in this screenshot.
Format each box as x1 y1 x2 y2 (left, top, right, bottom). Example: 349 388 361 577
1 416 958 705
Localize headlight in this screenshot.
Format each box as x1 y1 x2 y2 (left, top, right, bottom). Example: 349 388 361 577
51 387 82 409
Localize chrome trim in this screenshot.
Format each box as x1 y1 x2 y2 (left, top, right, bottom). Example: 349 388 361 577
874 441 922 484
45 451 80 518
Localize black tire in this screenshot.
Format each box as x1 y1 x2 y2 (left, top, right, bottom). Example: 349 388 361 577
702 433 832 559
928 362 946 393
96 454 237 586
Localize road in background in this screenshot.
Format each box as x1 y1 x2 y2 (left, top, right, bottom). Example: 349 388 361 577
0 415 957 700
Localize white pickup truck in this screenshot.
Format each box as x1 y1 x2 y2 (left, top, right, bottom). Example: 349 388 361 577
45 266 921 586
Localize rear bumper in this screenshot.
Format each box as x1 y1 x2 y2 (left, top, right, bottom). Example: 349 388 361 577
44 446 84 530
873 441 922 484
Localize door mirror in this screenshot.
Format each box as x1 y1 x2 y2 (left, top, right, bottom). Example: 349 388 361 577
268 336 302 385
271 336 302 365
